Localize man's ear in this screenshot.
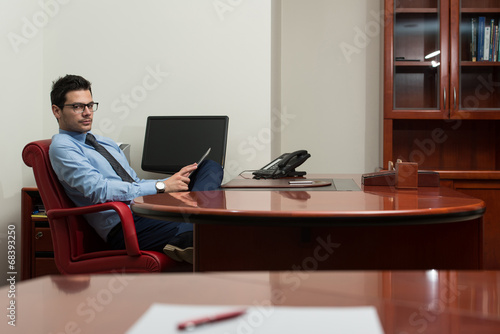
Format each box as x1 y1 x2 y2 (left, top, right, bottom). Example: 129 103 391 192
52 105 61 119
52 105 62 123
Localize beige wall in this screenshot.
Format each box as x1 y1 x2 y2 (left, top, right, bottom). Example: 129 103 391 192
281 0 382 173
1 0 272 284
41 0 273 182
1 0 45 284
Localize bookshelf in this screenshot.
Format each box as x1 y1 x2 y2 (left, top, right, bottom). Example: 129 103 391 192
455 2 500 117
21 188 59 280
384 0 500 269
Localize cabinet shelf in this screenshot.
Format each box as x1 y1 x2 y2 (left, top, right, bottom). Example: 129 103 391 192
438 170 500 179
395 61 434 66
461 61 500 66
461 8 500 13
396 8 438 14
31 216 48 222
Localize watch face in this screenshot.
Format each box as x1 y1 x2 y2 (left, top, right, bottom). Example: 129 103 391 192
156 182 165 192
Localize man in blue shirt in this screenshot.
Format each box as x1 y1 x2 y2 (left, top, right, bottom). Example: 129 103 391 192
49 75 223 264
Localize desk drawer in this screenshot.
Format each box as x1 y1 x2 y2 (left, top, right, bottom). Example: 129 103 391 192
34 227 53 252
34 258 58 277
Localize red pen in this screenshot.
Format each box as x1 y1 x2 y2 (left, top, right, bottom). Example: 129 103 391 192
177 309 247 331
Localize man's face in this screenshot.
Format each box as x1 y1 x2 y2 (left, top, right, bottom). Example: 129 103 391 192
52 89 94 133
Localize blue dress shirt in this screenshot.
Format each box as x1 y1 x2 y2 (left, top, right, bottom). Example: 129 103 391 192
49 130 165 240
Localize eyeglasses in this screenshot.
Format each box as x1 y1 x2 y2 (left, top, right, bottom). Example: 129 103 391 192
62 102 99 114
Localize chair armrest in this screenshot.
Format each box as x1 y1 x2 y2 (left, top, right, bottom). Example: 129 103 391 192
47 202 141 256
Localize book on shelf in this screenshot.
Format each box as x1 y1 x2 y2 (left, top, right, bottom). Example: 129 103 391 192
489 19 495 61
32 204 47 218
485 25 491 61
471 17 499 62
478 17 485 61
495 25 499 62
471 18 477 61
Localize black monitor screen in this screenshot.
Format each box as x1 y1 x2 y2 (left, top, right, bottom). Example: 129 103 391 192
141 116 229 174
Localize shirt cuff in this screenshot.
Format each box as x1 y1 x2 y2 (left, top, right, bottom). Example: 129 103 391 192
139 180 158 196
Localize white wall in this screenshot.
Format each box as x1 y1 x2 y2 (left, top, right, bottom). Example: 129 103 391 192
1 0 45 284
1 0 272 284
281 0 382 173
0 0 382 284
42 0 272 181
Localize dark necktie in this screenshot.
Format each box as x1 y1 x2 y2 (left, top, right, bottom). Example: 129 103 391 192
85 133 135 183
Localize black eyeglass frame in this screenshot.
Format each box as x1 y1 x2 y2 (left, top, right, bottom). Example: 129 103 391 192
61 102 99 113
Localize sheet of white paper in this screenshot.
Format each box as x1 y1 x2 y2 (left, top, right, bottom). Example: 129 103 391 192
126 304 385 334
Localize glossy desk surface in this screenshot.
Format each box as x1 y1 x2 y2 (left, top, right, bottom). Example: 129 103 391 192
3 271 500 333
131 174 485 225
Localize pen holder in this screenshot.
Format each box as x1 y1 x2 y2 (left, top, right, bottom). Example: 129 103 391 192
395 162 418 189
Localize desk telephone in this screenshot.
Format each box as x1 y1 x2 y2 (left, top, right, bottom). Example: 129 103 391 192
253 150 311 179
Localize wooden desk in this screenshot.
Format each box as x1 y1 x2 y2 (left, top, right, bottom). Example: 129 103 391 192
131 174 485 271
3 271 500 333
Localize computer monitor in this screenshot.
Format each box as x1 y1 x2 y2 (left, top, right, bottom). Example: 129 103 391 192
141 116 229 174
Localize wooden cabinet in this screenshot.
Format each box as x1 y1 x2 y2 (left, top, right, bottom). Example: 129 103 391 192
384 0 500 268
21 188 59 280
451 0 500 119
384 0 449 120
385 0 500 121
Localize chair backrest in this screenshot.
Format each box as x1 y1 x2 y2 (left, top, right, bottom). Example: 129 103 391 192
22 140 108 258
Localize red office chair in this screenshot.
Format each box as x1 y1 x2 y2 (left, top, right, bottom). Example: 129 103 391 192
22 140 191 274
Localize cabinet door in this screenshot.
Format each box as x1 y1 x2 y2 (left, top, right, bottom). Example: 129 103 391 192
446 179 500 269
385 0 450 119
450 0 500 119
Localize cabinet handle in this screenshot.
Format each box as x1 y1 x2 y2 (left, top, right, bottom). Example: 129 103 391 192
443 87 446 109
35 231 43 239
453 87 457 110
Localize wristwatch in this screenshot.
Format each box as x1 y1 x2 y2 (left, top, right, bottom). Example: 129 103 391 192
155 181 165 193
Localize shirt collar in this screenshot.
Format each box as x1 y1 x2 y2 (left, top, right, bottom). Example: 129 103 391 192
59 129 90 143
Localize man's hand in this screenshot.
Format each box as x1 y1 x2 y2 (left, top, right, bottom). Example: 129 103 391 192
163 163 197 192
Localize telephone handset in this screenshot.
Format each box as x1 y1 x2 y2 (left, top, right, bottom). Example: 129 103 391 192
252 150 311 179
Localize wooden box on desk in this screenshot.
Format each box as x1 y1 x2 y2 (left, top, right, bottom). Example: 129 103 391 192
395 162 418 189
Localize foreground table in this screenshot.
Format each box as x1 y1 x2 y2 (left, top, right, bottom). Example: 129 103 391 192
2 271 500 333
131 174 485 271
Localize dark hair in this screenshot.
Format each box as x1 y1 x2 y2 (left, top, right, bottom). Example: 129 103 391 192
50 75 92 108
